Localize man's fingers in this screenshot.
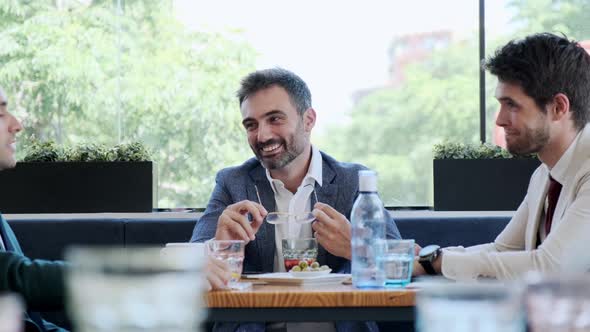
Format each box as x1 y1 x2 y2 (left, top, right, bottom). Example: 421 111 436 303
414 244 422 256
314 231 325 245
312 217 328 234
207 258 231 290
312 208 337 229
219 212 251 241
313 202 343 220
229 200 267 223
209 256 230 272
224 210 256 241
250 218 263 234
207 273 227 290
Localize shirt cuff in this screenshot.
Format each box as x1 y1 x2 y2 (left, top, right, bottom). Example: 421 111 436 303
441 249 483 281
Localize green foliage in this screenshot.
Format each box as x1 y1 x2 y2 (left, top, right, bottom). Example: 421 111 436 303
319 0 585 206
432 142 537 159
21 140 67 162
318 36 481 206
0 0 255 207
21 139 152 162
1 0 584 208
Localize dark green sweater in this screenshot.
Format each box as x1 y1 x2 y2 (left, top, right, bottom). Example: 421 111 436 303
0 215 68 332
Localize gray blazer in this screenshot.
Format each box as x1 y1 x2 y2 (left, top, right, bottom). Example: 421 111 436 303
191 151 401 273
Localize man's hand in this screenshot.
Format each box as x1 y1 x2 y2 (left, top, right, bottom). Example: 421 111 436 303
412 243 426 276
215 200 267 243
206 257 232 290
412 243 443 276
311 202 352 260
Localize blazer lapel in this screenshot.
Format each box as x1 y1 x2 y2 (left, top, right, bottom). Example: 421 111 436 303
314 159 339 264
248 166 277 272
553 126 590 228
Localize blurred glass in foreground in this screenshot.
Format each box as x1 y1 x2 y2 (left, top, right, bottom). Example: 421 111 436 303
66 246 205 332
526 274 590 332
416 281 525 332
0 293 23 332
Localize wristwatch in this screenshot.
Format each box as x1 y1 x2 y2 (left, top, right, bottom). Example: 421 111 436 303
418 244 441 275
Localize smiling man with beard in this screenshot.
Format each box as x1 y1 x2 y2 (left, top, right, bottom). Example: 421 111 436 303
413 33 590 281
191 68 400 332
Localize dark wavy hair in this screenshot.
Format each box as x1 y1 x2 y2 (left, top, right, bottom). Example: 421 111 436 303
484 33 590 130
237 68 312 115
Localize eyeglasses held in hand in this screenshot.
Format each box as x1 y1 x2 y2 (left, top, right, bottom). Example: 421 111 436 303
254 184 319 225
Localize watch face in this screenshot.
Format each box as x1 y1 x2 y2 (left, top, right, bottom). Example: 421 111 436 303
419 244 441 258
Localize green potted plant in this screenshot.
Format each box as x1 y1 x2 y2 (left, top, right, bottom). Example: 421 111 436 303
0 140 154 213
433 142 540 211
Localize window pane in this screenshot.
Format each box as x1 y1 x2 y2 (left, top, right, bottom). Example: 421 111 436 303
3 1 481 208
177 1 480 207
485 0 590 146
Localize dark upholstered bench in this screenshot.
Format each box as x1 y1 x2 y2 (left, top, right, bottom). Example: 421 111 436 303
7 214 511 260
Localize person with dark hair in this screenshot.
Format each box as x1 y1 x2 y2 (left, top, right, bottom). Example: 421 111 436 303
414 33 590 280
191 68 400 331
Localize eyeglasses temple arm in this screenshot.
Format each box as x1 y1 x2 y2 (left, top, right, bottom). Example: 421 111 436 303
254 184 263 205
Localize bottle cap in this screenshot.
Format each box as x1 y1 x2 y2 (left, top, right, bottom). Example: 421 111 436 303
358 170 378 192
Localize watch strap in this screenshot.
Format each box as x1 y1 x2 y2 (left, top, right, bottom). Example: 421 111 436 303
419 259 437 275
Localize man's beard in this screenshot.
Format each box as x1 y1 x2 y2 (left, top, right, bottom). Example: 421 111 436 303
253 123 307 170
506 123 550 156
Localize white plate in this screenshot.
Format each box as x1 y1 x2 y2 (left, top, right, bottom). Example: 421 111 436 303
289 269 332 278
243 272 348 286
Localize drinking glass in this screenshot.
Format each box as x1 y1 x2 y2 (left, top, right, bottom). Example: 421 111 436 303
66 246 205 332
416 281 525 332
377 239 414 287
526 274 590 332
281 238 318 271
206 240 245 288
0 293 23 332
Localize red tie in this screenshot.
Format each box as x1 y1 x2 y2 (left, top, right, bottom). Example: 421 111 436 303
545 176 562 235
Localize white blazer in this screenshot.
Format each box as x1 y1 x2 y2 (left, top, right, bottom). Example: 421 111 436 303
442 124 590 280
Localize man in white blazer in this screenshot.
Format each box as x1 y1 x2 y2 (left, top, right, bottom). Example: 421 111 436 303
414 33 590 280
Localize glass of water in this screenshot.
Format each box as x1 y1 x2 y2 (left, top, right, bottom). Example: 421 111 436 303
66 246 205 332
377 239 414 287
206 240 245 288
526 274 590 332
416 281 525 332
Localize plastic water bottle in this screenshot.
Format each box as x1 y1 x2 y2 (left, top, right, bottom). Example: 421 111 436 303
351 170 386 288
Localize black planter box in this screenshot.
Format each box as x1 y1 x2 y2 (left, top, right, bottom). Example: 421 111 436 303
0 162 153 213
433 159 541 211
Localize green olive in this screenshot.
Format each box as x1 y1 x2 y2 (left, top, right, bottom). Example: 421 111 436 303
320 265 330 271
291 266 302 272
298 261 308 269
310 262 320 269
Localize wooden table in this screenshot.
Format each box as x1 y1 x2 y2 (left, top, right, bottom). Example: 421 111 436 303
206 283 417 322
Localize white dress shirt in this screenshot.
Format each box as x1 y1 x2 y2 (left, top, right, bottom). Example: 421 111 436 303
265 146 336 332
265 145 322 272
